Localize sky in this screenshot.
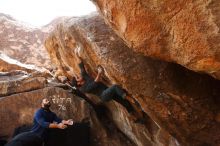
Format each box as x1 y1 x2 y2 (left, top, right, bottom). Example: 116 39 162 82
0 0 96 27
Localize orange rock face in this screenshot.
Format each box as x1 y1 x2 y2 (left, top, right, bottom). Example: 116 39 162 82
91 0 220 80
45 13 220 146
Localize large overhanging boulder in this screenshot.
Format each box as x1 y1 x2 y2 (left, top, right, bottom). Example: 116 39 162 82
45 13 220 146
91 0 220 80
45 14 176 146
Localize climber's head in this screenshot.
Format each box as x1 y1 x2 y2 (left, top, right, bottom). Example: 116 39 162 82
71 76 85 87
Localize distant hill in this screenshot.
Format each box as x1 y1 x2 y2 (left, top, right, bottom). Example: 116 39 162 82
0 13 67 68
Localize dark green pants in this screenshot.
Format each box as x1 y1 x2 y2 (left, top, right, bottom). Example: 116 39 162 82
101 85 134 113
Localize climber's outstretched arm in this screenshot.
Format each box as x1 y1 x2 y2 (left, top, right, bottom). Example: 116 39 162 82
75 49 82 64
94 66 103 82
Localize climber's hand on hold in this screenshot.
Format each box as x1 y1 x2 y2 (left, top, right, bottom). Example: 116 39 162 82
74 47 82 63
97 65 104 75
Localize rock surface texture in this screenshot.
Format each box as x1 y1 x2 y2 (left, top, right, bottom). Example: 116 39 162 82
45 13 220 146
0 52 46 73
91 0 220 80
0 13 53 67
0 71 134 146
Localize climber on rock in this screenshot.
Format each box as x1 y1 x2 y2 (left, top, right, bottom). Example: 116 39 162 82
71 51 140 120
6 98 73 146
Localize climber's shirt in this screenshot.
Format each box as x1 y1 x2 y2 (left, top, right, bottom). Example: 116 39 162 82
78 62 107 96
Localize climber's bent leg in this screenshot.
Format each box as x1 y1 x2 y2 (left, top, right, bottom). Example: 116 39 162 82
101 86 116 102
101 85 126 101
